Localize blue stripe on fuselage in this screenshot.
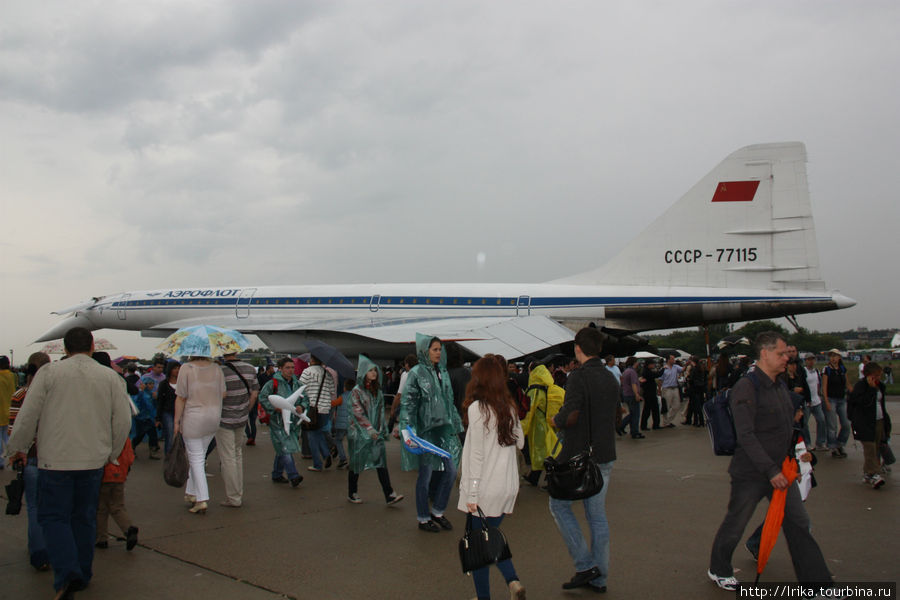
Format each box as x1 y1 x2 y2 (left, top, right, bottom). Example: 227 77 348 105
109 294 831 310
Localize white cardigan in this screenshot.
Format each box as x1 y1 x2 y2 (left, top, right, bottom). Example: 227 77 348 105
457 401 524 517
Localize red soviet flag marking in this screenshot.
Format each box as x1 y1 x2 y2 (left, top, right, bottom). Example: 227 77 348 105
711 180 759 202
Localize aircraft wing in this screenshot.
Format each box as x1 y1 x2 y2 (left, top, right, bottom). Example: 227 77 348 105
344 314 576 358
142 314 575 358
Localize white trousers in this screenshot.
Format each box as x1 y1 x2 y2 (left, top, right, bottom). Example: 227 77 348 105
660 387 682 427
184 433 215 502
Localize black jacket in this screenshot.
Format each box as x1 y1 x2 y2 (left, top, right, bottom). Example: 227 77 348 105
729 370 794 482
552 357 618 464
848 380 892 442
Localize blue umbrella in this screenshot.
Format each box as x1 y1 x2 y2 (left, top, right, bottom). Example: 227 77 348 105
156 325 251 358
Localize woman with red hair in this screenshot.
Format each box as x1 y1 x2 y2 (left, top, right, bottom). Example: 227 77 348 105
457 355 526 600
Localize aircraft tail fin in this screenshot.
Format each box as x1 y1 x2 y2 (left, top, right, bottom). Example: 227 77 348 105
555 142 825 291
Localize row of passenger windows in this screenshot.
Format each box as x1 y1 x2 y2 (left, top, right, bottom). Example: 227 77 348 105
113 297 526 307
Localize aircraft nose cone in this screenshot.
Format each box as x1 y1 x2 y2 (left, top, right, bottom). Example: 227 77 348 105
832 293 856 309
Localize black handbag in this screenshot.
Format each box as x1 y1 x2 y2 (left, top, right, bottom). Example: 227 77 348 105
543 390 604 501
4 460 25 515
163 433 189 488
458 507 512 574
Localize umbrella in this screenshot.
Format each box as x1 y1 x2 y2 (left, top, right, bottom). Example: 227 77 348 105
38 341 65 354
304 339 356 379
93 338 117 351
717 335 751 350
755 455 799 582
156 325 251 358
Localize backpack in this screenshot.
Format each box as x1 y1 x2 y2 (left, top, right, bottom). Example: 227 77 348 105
703 371 761 456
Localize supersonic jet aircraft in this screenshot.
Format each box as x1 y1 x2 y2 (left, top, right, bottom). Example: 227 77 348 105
37 142 854 359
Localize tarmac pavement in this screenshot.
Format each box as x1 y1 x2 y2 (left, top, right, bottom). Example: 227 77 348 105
2 402 898 600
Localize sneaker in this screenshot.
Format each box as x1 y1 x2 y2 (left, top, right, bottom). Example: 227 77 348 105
562 567 601 590
831 449 845 459
290 476 303 488
219 500 242 508
337 459 348 469
509 579 527 599
272 476 289 484
418 520 441 533
386 493 404 505
307 466 322 472
348 493 363 504
94 540 108 549
149 448 161 460
707 570 738 591
839 446 848 457
430 513 453 530
126 526 139 551
871 474 885 489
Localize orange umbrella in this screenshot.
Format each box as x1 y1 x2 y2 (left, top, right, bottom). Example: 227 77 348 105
755 455 799 582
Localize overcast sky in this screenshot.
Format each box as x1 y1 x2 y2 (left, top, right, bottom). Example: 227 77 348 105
2 1 898 363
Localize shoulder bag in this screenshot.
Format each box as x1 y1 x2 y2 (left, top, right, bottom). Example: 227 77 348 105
543 384 604 501
458 507 512 574
163 432 189 488
301 368 329 431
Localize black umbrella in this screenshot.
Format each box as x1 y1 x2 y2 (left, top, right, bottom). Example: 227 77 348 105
304 339 356 379
5 461 25 515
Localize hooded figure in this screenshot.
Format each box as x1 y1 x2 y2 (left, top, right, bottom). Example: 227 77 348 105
521 364 564 472
347 355 389 473
398 334 464 473
346 355 404 505
399 334 464 531
259 370 307 457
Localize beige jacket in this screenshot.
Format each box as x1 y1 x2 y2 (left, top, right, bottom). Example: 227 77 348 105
5 354 132 470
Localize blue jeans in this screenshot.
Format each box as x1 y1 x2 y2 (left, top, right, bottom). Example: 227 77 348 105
469 514 519 599
808 404 827 448
25 457 49 569
161 412 175 455
827 398 851 449
0 428 8 465
272 454 300 480
626 398 641 436
308 413 332 469
415 455 457 522
37 468 104 592
548 461 613 588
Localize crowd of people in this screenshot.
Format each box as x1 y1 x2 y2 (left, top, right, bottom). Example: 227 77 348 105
0 328 894 599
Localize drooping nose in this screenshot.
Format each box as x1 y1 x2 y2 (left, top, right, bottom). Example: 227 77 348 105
831 293 856 310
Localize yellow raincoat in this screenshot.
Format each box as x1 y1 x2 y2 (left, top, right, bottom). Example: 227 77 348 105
520 365 563 470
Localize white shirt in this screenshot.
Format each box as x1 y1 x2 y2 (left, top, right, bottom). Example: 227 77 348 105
397 370 409 395
805 366 822 407
605 364 622 385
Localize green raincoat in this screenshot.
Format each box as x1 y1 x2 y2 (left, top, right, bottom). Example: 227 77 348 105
258 372 308 456
398 333 463 472
347 355 389 473
520 364 563 470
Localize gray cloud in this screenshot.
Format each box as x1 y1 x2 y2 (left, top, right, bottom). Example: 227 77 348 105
2 0 899 360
